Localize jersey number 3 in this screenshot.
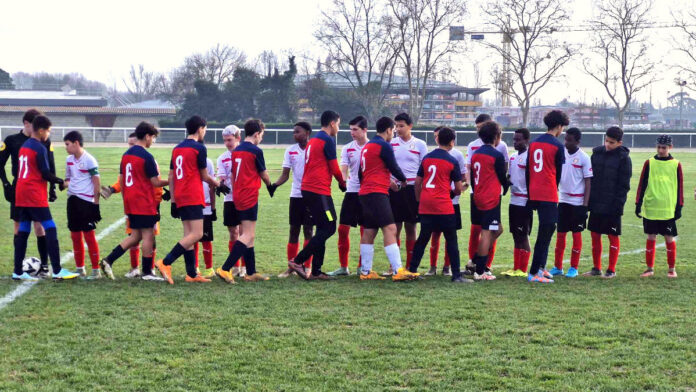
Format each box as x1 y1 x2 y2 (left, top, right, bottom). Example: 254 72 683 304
473 162 481 185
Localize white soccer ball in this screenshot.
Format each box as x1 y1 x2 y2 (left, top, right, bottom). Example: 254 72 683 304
22 257 41 277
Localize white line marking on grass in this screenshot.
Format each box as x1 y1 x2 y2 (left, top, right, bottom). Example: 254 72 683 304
0 217 126 311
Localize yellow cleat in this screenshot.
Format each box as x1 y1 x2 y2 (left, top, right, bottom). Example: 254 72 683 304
512 270 528 277
392 268 420 281
359 271 386 280
201 268 216 279
216 268 236 284
500 269 516 276
244 273 270 282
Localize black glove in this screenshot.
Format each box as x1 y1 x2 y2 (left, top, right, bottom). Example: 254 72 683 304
675 205 682 220
3 182 14 203
162 187 171 201
171 203 180 219
92 203 102 222
449 190 456 199
211 208 218 221
49 186 58 202
338 182 347 193
635 204 642 219
267 183 277 198
217 183 231 196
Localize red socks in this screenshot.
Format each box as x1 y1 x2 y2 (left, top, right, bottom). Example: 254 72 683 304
202 241 213 269
287 242 299 262
71 231 85 268
83 230 100 269
468 225 481 261
303 239 312 269
130 245 140 268
486 240 497 269
429 232 441 267
570 232 582 269
406 240 415 269
554 232 567 269
519 249 530 272
591 231 602 270
666 241 676 269
608 235 620 272
338 224 350 268
645 239 656 268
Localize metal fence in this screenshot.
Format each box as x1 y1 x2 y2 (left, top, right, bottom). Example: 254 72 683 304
2 126 696 148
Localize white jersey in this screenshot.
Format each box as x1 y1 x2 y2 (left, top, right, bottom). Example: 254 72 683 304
216 150 234 202
282 143 307 198
559 148 593 206
509 150 529 207
466 138 510 193
391 135 428 185
202 158 214 215
340 140 366 193
448 148 467 205
65 150 99 203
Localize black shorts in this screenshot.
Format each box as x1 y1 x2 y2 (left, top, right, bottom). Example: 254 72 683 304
339 192 363 227
643 218 678 236
67 195 97 232
419 214 457 231
128 214 159 229
301 190 337 227
509 204 533 236
529 201 559 225
223 201 240 227
360 193 395 229
480 204 502 231
389 185 418 223
453 203 462 230
200 214 214 242
15 206 52 222
236 204 259 222
289 197 313 227
177 205 203 221
588 213 622 236
470 196 482 226
557 203 588 233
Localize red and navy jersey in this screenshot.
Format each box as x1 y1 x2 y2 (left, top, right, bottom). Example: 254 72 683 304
15 138 51 208
301 130 344 196
170 139 208 207
232 141 266 210
527 133 565 202
417 149 462 215
120 145 160 215
358 135 406 195
471 144 507 211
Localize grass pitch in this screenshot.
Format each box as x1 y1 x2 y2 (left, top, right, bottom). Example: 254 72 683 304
0 145 695 391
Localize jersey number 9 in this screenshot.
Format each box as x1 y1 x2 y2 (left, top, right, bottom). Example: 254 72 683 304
533 149 543 173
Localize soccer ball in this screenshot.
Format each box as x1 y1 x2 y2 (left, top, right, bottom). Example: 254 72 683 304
22 257 41 277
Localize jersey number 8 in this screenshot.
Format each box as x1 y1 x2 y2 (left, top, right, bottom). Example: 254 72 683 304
533 149 543 173
175 155 184 180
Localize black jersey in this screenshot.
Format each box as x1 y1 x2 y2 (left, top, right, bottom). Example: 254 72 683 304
0 131 56 185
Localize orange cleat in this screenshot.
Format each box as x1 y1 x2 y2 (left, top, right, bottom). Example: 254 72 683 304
155 260 174 285
185 275 212 283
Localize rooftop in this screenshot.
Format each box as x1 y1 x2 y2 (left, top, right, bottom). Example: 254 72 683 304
0 89 107 107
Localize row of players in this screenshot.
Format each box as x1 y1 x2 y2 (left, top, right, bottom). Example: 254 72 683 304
3 109 683 282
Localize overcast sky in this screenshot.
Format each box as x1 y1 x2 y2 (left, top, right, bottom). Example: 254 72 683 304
1 0 694 107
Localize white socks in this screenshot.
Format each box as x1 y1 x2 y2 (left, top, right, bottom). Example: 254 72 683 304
360 244 374 275
384 243 402 272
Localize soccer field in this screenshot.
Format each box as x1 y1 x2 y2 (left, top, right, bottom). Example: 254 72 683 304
1 145 695 391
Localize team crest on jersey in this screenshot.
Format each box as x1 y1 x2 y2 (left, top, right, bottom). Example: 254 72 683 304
573 158 579 164
50 144 54 151
0 142 5 151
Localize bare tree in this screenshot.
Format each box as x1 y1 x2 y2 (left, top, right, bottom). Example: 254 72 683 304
673 10 696 93
482 0 574 127
583 0 655 127
314 0 399 119
123 64 159 103
182 44 247 87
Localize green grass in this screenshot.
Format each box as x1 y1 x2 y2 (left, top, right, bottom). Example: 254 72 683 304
1 146 695 391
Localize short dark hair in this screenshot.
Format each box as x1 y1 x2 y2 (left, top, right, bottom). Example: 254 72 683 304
478 121 501 144
244 119 265 137
433 126 443 133
63 130 84 146
23 109 42 124
566 127 582 142
294 121 312 133
32 115 52 132
376 117 395 134
134 121 159 140
320 110 340 127
349 115 368 129
437 127 456 146
128 132 137 138
185 115 207 135
543 110 570 130
475 113 491 124
606 126 623 142
394 112 412 125
515 127 530 141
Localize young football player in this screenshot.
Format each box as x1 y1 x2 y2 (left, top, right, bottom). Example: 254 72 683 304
551 128 592 278
63 131 102 279
329 115 369 276
269 122 314 278
287 110 347 280
500 128 532 277
156 116 227 284
584 126 632 279
193 155 216 278
13 115 78 281
636 135 682 278
408 127 468 283
100 122 168 281
216 125 245 276
216 119 272 283
1 109 58 278
470 121 508 281
357 116 419 281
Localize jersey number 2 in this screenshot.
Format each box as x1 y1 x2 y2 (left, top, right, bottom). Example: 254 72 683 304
425 165 437 188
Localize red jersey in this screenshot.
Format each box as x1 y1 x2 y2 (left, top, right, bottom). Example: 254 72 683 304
170 139 208 207
301 130 344 196
15 138 51 208
527 133 565 202
417 149 462 215
231 141 266 210
471 144 507 211
121 145 160 215
359 135 406 195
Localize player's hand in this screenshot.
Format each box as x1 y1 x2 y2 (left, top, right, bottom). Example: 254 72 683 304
449 190 456 199
162 187 171 201
3 182 14 203
171 203 180 219
675 206 682 220
211 208 218 221
217 183 231 196
99 186 114 200
338 182 347 193
93 203 102 222
462 182 469 191
267 183 277 197
389 180 399 192
635 204 642 219
49 187 58 202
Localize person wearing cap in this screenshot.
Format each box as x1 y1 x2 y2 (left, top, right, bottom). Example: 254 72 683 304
635 134 684 278
216 125 245 276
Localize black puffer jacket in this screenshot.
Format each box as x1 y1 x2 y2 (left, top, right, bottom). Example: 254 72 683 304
588 145 632 216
